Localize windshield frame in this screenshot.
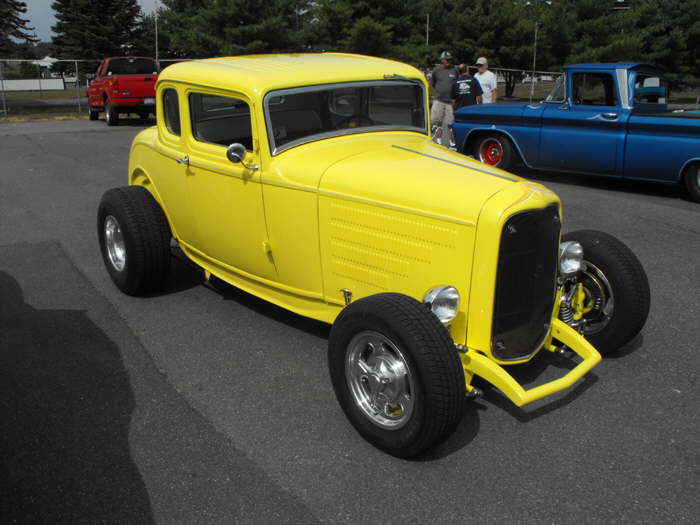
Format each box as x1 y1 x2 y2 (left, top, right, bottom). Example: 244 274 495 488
263 80 428 156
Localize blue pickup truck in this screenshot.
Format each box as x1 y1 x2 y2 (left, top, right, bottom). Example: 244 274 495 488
452 63 700 201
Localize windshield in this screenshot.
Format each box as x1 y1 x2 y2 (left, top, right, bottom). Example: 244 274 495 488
265 81 426 154
106 58 158 76
544 74 566 103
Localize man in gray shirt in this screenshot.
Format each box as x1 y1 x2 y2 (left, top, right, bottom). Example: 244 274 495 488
430 51 459 147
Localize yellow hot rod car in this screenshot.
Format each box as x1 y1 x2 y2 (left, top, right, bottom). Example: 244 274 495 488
98 54 650 457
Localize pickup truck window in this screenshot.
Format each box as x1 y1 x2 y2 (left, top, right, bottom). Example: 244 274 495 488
189 92 252 150
106 58 158 76
162 89 180 136
544 75 566 103
572 73 618 106
634 73 668 105
265 81 426 154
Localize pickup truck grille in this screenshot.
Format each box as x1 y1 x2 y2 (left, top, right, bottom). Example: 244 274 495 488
492 205 560 360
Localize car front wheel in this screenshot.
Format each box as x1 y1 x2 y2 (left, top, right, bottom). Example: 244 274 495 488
562 230 650 355
328 293 466 457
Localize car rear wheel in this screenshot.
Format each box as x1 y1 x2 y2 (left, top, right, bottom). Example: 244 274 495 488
105 102 119 126
328 293 466 457
97 186 172 295
473 134 514 170
562 230 650 355
682 162 700 202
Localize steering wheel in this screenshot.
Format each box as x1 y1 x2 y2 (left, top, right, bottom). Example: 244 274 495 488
337 115 374 129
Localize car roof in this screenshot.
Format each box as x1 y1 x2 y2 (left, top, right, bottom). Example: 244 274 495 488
157 53 425 95
564 62 659 71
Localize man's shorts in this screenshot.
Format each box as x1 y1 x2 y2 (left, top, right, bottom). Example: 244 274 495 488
430 100 454 127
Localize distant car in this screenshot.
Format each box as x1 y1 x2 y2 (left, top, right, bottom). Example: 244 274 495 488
453 63 700 201
97 54 649 457
87 56 158 126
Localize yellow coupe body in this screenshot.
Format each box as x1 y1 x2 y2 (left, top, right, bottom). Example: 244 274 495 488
126 53 601 409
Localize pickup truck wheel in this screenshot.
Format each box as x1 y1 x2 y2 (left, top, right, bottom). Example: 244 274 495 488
682 163 700 202
328 293 465 457
89 108 99 121
97 186 172 295
473 134 513 170
562 230 650 355
105 103 119 126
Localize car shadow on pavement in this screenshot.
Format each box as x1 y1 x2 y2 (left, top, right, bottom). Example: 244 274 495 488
206 275 331 340
142 252 206 298
0 271 153 524
473 350 599 424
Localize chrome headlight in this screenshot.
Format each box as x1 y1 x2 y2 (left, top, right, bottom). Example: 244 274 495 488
559 241 584 277
424 286 460 324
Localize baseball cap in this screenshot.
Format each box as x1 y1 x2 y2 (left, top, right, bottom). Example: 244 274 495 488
475 57 488 66
440 51 453 60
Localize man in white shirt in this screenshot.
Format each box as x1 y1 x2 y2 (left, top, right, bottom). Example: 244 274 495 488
474 57 498 103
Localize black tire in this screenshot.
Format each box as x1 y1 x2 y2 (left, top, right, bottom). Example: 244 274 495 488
105 102 119 126
97 186 172 295
562 230 650 355
472 133 514 170
682 162 700 202
328 293 465 457
89 108 99 121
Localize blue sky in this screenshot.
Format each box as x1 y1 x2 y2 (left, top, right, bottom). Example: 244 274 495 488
25 0 158 42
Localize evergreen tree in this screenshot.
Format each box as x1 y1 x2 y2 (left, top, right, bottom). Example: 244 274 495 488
161 0 309 57
0 0 36 55
51 0 144 59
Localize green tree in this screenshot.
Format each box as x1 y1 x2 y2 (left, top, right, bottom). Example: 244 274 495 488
0 0 36 55
51 0 144 59
342 17 392 56
160 0 310 57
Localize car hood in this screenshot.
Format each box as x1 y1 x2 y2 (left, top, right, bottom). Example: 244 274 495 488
316 133 523 226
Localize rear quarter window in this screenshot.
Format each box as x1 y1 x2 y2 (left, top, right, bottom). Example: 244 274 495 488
162 89 181 136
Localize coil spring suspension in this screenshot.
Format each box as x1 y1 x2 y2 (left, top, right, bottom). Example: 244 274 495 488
559 304 574 325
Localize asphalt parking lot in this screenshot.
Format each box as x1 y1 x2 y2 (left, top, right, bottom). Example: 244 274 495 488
1 119 698 524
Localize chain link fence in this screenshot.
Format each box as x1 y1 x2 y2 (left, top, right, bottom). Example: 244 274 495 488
0 58 190 119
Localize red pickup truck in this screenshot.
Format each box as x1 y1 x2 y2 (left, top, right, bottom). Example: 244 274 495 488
87 57 159 126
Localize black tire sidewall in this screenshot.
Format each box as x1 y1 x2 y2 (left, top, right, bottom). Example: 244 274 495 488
683 163 700 202
97 197 134 291
562 231 650 354
329 312 427 454
328 293 465 457
105 103 118 126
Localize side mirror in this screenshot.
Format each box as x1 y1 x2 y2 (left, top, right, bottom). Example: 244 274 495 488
226 143 259 170
226 143 246 163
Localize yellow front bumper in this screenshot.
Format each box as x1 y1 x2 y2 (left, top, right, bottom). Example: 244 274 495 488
462 319 602 407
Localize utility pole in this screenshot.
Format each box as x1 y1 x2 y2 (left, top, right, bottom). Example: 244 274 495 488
426 14 429 45
529 21 539 103
155 0 159 67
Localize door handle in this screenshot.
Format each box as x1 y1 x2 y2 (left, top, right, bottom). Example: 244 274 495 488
176 155 189 166
601 112 618 120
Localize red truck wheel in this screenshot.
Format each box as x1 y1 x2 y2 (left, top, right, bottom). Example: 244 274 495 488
105 103 119 126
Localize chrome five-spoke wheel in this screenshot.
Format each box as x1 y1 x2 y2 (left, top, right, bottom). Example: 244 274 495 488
345 330 415 429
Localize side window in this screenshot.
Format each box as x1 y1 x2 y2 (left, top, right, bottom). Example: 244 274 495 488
162 89 181 136
634 73 667 105
189 92 252 150
95 61 103 77
572 73 618 106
